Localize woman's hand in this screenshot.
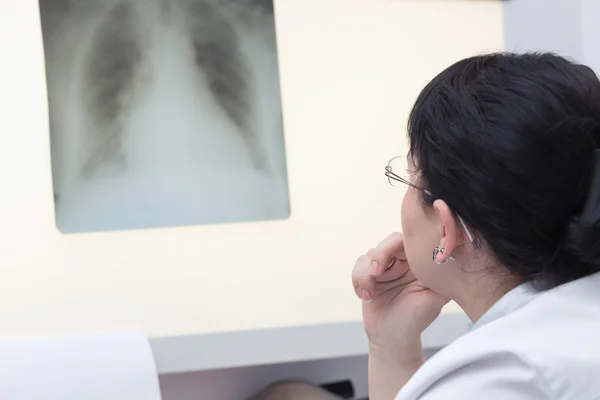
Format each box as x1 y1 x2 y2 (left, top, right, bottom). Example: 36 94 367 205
352 232 449 353
353 232 450 399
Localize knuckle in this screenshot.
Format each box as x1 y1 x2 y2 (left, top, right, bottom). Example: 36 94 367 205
352 254 369 279
355 253 370 266
390 231 403 240
369 248 386 264
355 275 374 290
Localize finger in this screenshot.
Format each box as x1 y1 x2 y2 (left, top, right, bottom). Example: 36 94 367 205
367 232 406 277
352 254 376 302
375 258 412 283
366 253 396 277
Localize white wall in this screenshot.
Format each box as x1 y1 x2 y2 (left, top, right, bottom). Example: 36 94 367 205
0 0 502 341
581 0 600 72
0 0 502 398
504 0 600 72
503 0 583 60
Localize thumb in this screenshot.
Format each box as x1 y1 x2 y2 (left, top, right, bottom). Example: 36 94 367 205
368 232 406 277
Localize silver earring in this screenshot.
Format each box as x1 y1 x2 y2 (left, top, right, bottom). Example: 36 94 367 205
433 246 455 265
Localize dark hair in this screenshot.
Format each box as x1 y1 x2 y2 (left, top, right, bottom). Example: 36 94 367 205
408 52 600 290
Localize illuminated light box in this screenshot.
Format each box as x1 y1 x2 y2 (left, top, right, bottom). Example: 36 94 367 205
0 0 502 367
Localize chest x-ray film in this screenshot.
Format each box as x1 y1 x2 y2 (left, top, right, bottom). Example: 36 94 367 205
39 0 290 233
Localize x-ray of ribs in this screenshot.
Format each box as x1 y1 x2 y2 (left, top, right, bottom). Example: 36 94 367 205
42 0 283 200
81 1 142 175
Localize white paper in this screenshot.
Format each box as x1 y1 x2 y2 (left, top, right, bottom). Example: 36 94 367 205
0 330 162 400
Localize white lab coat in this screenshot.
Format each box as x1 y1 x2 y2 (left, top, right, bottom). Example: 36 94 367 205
395 272 600 399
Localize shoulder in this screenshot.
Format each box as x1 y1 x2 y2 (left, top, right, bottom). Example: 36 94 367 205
395 346 553 400
397 282 600 400
395 330 555 400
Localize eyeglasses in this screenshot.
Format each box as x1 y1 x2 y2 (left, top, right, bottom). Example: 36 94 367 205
385 156 476 246
385 155 433 195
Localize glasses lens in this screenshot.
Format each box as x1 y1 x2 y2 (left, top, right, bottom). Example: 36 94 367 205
386 156 411 187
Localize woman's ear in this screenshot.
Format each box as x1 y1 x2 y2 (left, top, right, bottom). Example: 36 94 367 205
433 199 462 262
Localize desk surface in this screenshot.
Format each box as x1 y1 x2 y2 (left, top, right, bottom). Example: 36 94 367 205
150 310 472 374
0 1 501 367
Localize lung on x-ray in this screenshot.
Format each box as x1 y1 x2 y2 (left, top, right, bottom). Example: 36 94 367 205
39 0 290 233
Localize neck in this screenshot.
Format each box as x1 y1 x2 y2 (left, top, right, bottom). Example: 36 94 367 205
453 270 522 323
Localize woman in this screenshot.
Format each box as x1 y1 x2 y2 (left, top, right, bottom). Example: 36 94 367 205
355 52 600 399
254 52 600 399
